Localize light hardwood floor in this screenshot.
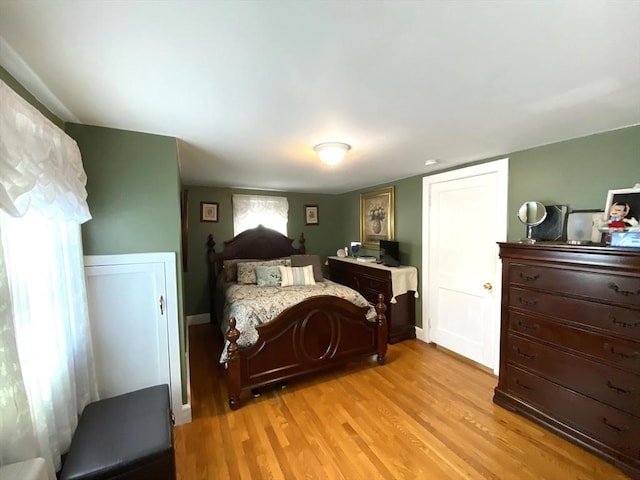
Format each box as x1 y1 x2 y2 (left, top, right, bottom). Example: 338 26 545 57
174 323 629 479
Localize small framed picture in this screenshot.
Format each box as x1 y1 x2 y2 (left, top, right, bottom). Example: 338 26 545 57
304 205 319 225
200 202 219 222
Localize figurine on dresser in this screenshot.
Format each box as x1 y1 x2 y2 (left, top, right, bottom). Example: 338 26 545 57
607 202 637 232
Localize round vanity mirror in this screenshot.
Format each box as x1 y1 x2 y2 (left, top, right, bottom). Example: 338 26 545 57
518 201 547 243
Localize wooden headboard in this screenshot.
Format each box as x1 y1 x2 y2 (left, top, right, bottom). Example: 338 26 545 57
206 225 306 324
207 225 306 272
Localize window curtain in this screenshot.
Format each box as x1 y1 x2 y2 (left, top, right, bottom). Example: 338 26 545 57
0 79 97 480
233 194 289 236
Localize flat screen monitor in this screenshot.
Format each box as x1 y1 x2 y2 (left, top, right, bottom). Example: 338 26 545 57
379 240 400 267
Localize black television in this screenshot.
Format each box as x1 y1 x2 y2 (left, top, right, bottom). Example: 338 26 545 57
379 239 400 267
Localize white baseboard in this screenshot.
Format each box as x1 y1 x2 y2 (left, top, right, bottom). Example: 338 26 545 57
177 403 192 425
415 326 429 343
175 314 194 425
187 313 210 326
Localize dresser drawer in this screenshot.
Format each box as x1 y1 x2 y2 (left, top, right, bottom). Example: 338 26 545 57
328 259 392 304
509 287 640 341
351 274 391 305
509 263 640 308
507 334 640 416
505 365 640 461
509 312 640 374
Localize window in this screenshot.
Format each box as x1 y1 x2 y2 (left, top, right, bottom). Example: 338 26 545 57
232 194 288 236
0 78 95 479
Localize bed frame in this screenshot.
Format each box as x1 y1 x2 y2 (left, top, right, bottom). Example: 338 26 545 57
207 225 388 410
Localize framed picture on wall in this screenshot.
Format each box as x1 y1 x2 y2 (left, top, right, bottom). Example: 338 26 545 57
360 186 395 250
200 202 219 222
304 205 319 225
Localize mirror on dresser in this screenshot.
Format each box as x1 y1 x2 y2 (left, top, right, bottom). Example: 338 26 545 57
517 201 547 243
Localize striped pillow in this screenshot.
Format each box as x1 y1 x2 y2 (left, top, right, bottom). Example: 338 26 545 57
279 265 316 287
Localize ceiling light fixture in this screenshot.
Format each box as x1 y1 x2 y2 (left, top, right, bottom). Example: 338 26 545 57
314 142 351 166
424 159 439 166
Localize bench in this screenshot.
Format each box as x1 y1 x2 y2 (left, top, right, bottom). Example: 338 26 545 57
60 385 176 480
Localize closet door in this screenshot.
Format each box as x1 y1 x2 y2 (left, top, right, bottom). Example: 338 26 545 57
84 252 186 423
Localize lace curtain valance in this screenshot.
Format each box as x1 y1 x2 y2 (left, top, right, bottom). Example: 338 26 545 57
0 80 91 223
233 194 289 236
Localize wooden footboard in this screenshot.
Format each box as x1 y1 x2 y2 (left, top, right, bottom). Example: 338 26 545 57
225 294 388 410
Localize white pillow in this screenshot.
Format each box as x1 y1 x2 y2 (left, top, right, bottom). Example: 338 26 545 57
279 265 316 287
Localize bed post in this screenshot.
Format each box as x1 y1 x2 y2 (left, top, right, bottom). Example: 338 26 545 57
298 232 306 253
207 234 216 323
207 234 216 263
375 294 388 365
225 318 242 410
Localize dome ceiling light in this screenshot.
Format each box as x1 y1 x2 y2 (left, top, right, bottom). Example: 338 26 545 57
314 142 351 166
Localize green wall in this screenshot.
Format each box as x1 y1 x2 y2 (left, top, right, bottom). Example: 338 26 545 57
1 66 64 129
65 123 188 403
184 124 639 329
338 176 424 328
505 126 640 241
182 186 343 316
335 124 640 329
66 124 182 255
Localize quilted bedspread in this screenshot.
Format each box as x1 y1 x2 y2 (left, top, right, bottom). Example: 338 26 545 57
218 280 376 363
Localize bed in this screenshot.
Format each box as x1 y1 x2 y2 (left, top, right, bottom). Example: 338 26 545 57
207 225 388 410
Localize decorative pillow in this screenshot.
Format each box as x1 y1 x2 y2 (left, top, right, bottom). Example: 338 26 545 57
290 254 324 282
236 258 291 284
222 258 260 282
279 265 316 287
255 265 283 287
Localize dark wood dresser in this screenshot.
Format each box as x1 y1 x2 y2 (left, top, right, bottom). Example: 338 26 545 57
494 243 640 479
328 257 416 343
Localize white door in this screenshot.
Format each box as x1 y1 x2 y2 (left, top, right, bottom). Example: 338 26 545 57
422 159 508 373
84 252 189 424
85 262 169 396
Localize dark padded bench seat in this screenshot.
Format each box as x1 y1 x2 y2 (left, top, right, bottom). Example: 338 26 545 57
60 385 176 480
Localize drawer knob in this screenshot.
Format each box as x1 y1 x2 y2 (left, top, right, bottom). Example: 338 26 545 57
517 297 538 307
518 272 539 282
606 380 633 395
515 379 533 391
603 343 640 360
610 314 640 329
515 320 540 332
601 417 629 433
483 282 493 291
513 346 537 360
607 282 640 297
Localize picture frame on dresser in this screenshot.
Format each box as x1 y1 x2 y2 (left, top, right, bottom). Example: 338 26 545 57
603 185 640 226
360 186 395 250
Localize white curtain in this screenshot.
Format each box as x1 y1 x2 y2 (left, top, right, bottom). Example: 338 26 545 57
0 79 97 480
233 194 289 236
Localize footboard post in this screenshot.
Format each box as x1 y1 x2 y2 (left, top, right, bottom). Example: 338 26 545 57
375 294 388 364
225 318 242 410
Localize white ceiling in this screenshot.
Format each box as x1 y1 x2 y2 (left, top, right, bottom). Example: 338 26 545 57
1 1 639 194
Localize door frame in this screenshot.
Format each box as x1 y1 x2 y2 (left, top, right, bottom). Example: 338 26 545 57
84 252 190 424
421 158 509 374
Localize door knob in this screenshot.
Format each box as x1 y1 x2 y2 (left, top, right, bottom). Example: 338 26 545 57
483 282 493 291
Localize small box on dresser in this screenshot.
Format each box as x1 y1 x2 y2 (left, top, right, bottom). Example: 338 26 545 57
494 243 640 479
